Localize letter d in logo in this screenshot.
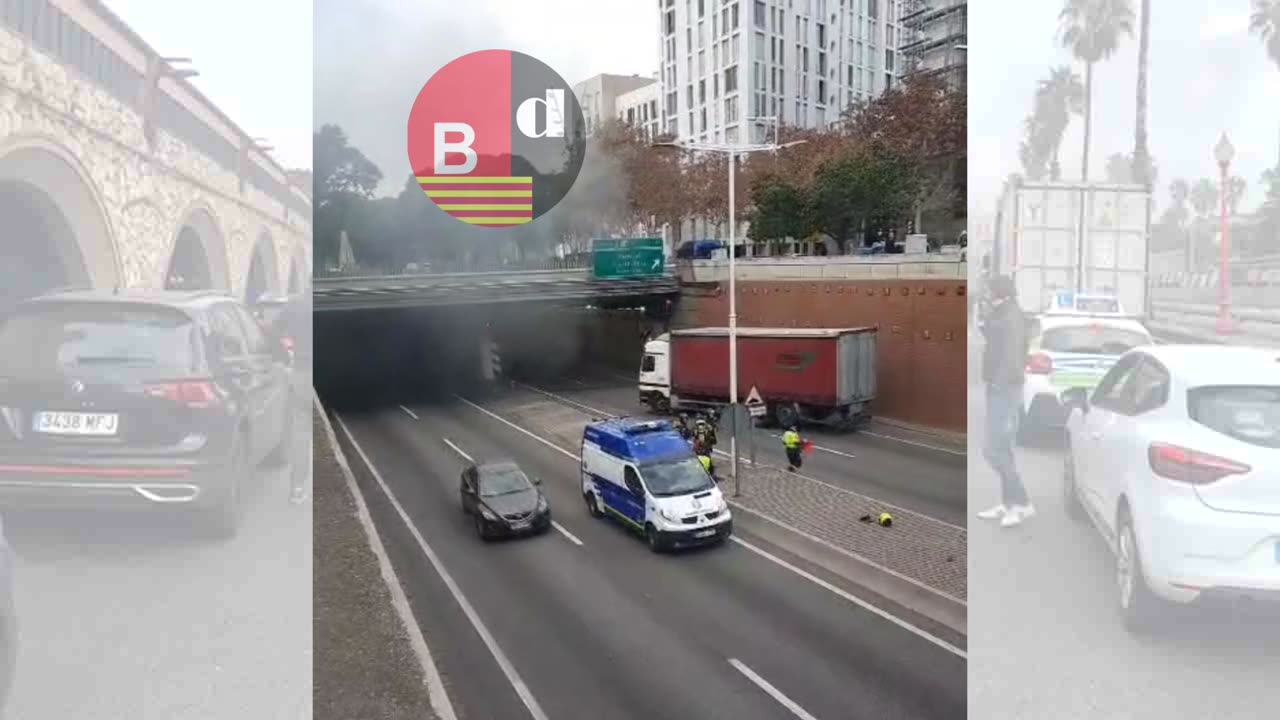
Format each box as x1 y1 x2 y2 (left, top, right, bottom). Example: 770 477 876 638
516 90 565 139
407 50 585 229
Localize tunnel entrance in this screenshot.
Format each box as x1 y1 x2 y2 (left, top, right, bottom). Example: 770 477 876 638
0 145 117 314
245 233 279 304
0 180 91 312
165 227 213 289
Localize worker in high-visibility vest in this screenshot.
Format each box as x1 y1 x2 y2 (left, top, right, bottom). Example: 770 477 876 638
698 453 714 477
782 426 804 471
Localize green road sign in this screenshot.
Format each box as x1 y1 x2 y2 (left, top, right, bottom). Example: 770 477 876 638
591 237 665 279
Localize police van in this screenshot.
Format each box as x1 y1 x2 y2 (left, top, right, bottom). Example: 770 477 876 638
580 418 732 552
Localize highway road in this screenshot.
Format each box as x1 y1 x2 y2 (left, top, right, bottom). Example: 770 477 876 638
967 383 1280 720
514 371 967 527
1 401 312 720
330 395 966 720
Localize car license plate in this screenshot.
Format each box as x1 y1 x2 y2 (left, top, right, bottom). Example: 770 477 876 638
694 529 716 538
33 411 119 436
1050 373 1102 389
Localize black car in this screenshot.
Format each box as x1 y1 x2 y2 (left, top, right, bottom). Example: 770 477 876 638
459 461 551 540
0 290 293 538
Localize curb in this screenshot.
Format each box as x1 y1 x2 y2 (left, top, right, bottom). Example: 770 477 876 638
313 396 457 720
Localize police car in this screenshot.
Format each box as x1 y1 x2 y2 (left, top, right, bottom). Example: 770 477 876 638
580 418 732 552
1020 311 1154 440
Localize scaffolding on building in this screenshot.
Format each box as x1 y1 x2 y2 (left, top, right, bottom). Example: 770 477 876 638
900 0 967 87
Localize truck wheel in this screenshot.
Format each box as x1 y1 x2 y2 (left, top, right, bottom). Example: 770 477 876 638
774 403 800 429
652 396 670 414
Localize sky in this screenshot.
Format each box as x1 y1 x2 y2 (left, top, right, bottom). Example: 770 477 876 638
970 1 1280 216
103 0 313 171
314 0 659 196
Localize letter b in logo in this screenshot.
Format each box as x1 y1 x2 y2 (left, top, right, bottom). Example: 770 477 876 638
407 50 585 229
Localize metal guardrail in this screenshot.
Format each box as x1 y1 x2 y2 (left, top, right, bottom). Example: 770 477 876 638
314 272 679 311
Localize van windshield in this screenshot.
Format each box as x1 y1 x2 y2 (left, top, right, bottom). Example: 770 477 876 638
641 457 715 497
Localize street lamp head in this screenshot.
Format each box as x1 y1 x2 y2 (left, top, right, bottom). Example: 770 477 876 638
1214 132 1234 168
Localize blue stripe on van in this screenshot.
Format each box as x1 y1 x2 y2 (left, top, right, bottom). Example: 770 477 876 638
586 472 645 528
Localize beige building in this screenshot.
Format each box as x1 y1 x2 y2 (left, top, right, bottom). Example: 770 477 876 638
572 73 658 136
615 81 662 140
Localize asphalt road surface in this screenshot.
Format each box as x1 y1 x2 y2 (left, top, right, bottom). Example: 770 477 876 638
2 401 312 720
968 383 1280 719
518 371 967 527
331 397 966 720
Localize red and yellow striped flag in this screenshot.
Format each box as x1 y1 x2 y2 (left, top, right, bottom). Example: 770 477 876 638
417 176 533 227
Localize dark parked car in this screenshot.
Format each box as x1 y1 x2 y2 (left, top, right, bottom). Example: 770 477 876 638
0 290 293 538
459 461 551 540
0 514 14 713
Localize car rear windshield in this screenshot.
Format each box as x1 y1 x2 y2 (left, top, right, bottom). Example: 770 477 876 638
1188 386 1280 449
0 304 199 376
1041 326 1149 355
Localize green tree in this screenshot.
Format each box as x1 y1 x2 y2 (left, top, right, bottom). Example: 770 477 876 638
1251 0 1280 70
1226 176 1248 215
1103 151 1157 187
1058 0 1135 181
745 174 811 246
1190 178 1218 218
312 124 384 272
808 145 920 253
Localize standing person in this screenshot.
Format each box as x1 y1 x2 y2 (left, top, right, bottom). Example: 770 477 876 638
977 275 1034 527
782 426 803 471
271 293 312 505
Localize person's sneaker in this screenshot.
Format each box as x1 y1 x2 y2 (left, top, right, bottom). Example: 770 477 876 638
1001 511 1024 528
977 504 1007 520
1010 503 1036 520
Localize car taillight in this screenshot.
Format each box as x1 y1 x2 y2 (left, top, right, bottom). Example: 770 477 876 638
1026 353 1053 374
1147 442 1251 485
144 380 219 408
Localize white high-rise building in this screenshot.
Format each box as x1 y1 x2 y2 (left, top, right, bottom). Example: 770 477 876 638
616 82 663 140
658 0 906 143
572 73 657 136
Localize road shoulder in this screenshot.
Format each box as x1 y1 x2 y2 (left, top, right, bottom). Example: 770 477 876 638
313 400 449 720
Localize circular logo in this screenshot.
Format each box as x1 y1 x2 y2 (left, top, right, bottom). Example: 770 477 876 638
407 50 586 228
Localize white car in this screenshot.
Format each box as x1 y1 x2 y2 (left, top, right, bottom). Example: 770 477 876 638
1020 314 1153 440
1062 345 1280 631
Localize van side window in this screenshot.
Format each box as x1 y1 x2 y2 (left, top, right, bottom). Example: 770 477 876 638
624 466 642 493
641 355 656 372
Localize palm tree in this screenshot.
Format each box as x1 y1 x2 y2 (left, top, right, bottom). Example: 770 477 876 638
1251 0 1280 70
1132 0 1152 185
1034 66 1084 179
1058 0 1136 182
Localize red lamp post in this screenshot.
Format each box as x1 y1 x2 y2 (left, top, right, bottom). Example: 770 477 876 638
1214 133 1235 335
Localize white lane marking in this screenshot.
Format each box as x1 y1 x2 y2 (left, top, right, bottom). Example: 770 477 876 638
861 429 965 456
518 383 965 533
551 521 584 546
314 400 458 720
399 404 419 420
455 394 967 653
333 414 551 720
728 658 822 720
731 537 966 659
442 435 582 547
442 437 473 462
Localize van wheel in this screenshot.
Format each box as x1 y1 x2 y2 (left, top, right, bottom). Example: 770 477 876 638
645 524 664 553
584 492 603 518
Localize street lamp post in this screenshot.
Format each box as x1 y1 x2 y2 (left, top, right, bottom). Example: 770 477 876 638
654 128 805 496
1214 132 1234 334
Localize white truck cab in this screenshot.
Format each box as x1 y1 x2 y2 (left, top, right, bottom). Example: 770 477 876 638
638 335 672 412
580 418 731 552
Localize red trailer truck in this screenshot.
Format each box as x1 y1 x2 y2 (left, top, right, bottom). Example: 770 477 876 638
637 327 877 429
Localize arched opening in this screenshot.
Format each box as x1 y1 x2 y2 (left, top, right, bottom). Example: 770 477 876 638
244 232 280 304
166 206 230 291
287 243 308 295
166 227 212 289
0 143 116 313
